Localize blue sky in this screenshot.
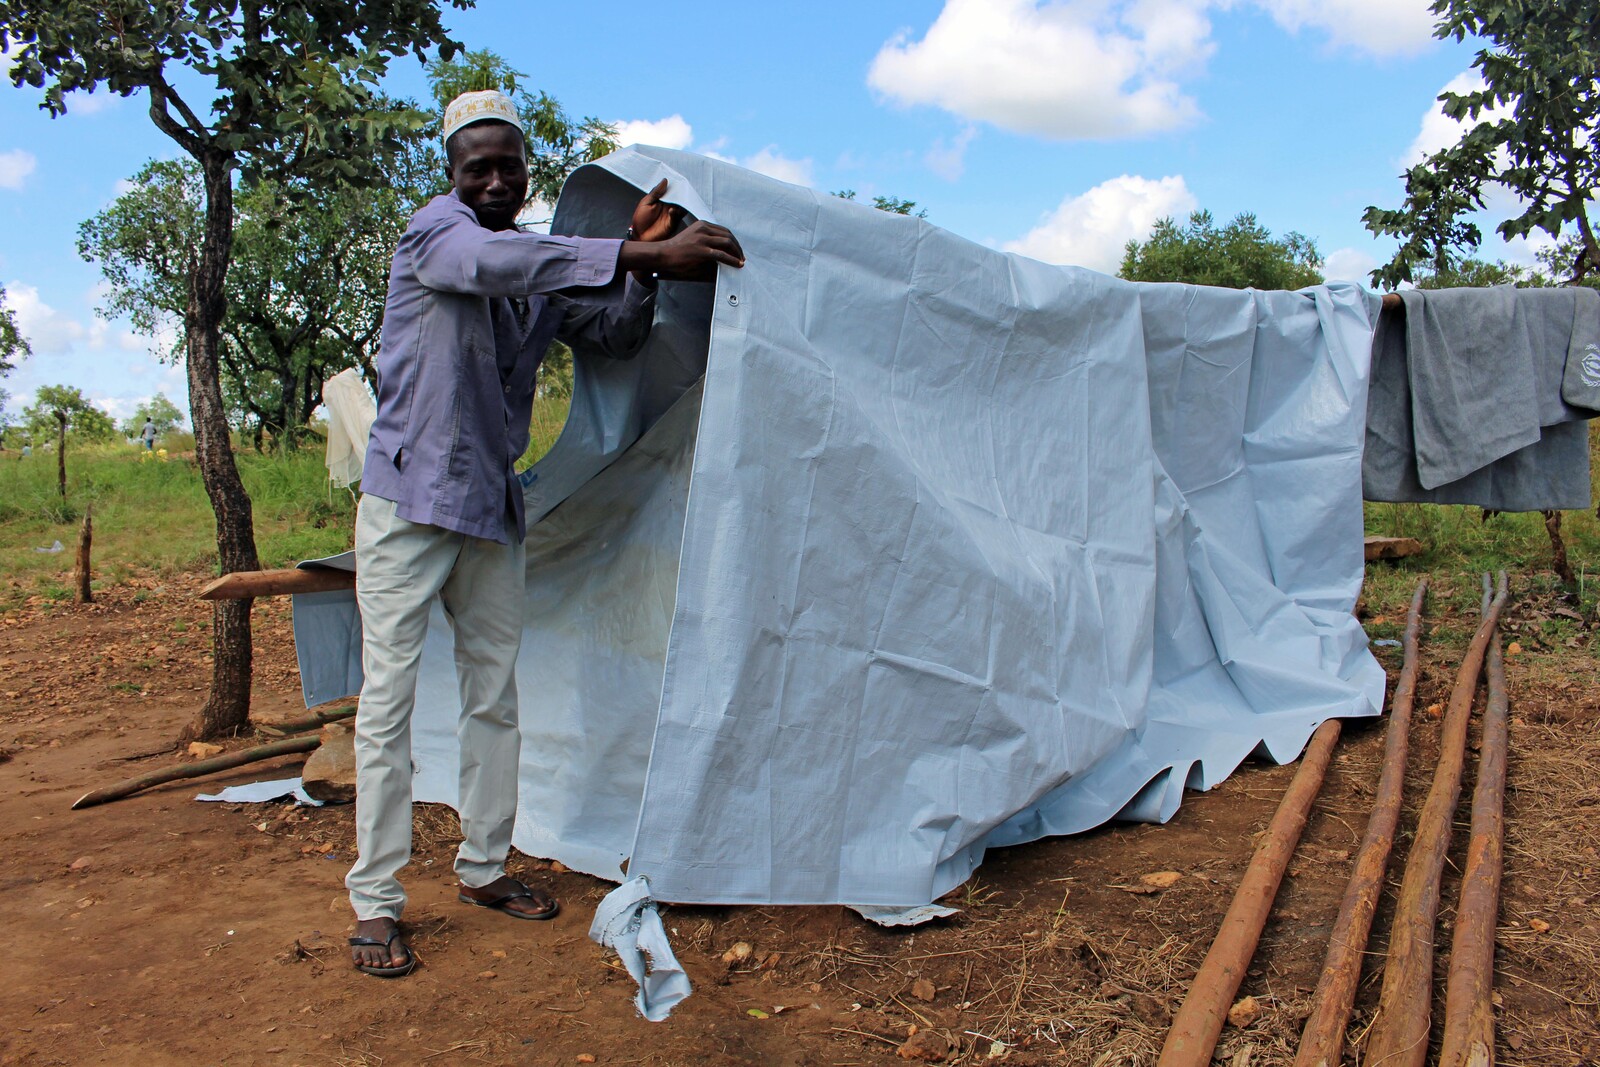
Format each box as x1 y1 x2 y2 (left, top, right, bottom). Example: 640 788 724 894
0 0 1520 423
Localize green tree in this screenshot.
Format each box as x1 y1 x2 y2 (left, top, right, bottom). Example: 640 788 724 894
426 49 617 212
81 151 429 450
22 383 116 441
1363 0 1600 288
122 392 186 438
832 189 929 218
0 386 14 448
0 282 29 375
1 0 467 739
1119 210 1324 289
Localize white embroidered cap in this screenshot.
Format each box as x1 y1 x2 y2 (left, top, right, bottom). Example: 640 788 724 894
442 89 524 145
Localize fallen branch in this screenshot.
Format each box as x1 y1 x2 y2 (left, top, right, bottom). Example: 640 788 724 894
71 735 320 810
1158 717 1344 1067
257 705 357 737
1363 575 1510 1067
198 567 355 600
1439 572 1510 1067
1296 577 1428 1067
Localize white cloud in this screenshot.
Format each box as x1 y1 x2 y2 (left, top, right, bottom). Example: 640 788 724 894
1400 72 1525 217
0 149 37 190
1322 246 1379 284
869 0 1212 140
1004 174 1197 271
613 115 694 150
1250 0 1436 59
67 88 123 115
926 126 979 181
1402 72 1499 167
742 147 814 187
0 281 181 421
3 282 110 354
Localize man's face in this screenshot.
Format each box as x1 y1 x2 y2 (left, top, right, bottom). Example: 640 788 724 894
446 122 530 232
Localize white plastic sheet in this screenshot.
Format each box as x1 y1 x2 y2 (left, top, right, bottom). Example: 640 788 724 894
293 146 1383 919
321 367 376 489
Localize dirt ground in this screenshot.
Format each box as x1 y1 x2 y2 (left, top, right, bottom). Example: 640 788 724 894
1 571 1596 1066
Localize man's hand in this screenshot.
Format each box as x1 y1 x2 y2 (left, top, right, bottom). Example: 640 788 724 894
620 220 745 282
630 179 683 243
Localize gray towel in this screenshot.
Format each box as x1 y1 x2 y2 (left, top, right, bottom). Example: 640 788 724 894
1363 286 1594 511
1561 286 1600 413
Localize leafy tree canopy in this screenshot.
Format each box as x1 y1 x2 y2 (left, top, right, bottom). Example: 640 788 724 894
1363 0 1600 288
427 49 617 210
1411 238 1600 290
0 283 29 376
1119 210 1324 290
122 391 186 437
832 190 929 218
1 0 466 186
22 383 115 441
81 140 432 448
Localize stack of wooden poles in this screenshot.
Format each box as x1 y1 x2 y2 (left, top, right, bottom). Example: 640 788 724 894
1159 573 1514 1067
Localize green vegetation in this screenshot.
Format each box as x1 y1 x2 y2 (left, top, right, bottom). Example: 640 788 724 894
1361 430 1600 647
0 404 573 613
0 282 27 375
1119 210 1324 290
1363 0 1599 287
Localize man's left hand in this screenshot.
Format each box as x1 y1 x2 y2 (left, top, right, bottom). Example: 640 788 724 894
631 179 684 242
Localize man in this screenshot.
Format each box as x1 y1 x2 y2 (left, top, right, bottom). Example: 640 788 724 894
347 90 743 977
140 416 156 451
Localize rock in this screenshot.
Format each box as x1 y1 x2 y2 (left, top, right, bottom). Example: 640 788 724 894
187 741 224 759
897 1030 950 1062
721 941 753 964
301 721 356 804
576 1056 597 1064
1227 995 1262 1028
68 856 91 872
1140 871 1182 888
911 977 937 1002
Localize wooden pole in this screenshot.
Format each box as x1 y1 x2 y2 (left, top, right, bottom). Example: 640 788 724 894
1439 572 1510 1067
1295 578 1428 1067
1363 576 1510 1067
1158 717 1344 1067
70 734 320 810
74 503 93 604
198 567 355 600
54 409 67 499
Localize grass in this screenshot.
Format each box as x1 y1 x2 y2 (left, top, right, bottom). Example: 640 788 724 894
0 404 575 613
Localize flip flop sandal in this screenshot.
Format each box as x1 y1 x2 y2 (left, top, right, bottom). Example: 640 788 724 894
458 877 561 921
348 929 418 977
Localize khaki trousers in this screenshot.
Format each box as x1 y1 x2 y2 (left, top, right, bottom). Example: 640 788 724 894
346 493 526 920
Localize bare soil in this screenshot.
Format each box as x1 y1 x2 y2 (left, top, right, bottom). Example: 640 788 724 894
0 572 1595 1066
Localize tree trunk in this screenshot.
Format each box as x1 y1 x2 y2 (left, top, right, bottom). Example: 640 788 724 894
74 503 93 604
1543 510 1575 586
183 151 261 741
53 409 66 498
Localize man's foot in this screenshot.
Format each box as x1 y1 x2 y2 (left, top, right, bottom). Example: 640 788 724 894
458 875 560 920
348 917 416 977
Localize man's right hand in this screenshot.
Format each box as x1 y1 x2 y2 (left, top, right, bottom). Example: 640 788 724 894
620 221 745 282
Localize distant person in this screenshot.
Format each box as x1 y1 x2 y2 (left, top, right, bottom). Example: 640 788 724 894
140 417 156 451
20 441 30 458
345 88 744 979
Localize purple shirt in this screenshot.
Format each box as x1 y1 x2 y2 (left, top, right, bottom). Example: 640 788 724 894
362 191 656 542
